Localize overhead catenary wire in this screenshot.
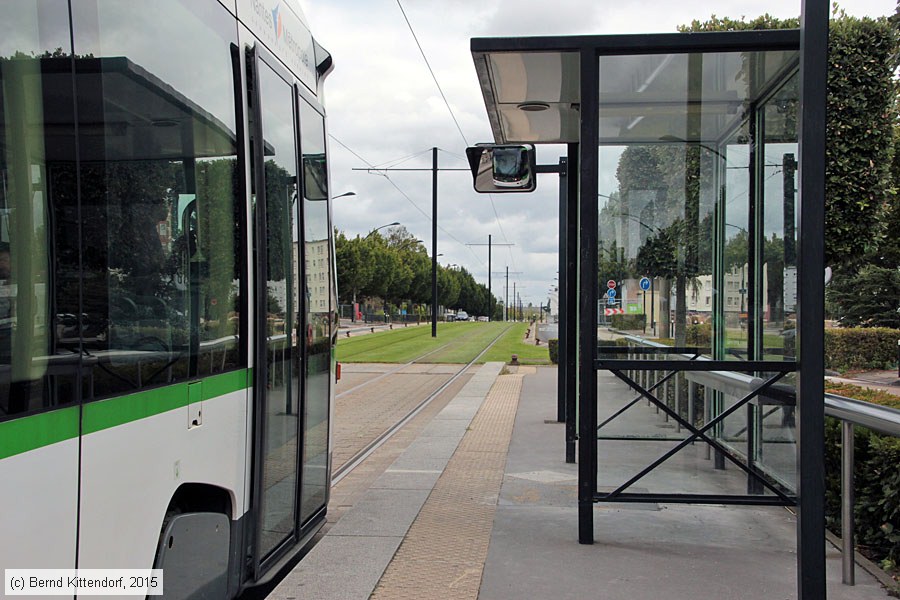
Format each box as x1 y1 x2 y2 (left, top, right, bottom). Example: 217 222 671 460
396 1 515 259
330 134 487 269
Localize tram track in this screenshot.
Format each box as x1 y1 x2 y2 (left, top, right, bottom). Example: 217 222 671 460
330 322 513 485
335 339 457 400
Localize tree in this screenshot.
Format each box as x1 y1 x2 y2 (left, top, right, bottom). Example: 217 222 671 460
363 233 412 306
826 265 900 327
335 231 373 303
436 267 460 309
616 144 711 344
681 12 900 327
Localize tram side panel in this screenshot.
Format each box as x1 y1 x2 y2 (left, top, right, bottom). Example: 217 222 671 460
0 2 82 585
77 385 250 572
0 430 79 575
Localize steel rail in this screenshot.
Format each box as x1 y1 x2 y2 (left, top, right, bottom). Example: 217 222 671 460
331 323 514 485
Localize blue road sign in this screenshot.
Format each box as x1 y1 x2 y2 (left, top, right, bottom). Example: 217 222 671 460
640 277 651 291
607 288 616 298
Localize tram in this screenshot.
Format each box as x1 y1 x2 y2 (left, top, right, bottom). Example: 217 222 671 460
0 0 337 596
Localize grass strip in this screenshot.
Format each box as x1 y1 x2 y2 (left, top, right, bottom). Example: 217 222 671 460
424 322 513 363
478 322 550 365
337 322 502 363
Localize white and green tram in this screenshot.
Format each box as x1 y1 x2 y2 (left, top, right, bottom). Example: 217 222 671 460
0 0 338 596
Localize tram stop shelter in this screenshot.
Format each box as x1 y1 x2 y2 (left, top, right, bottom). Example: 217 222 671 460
470 5 828 599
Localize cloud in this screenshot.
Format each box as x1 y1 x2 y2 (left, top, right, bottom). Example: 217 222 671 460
298 0 895 304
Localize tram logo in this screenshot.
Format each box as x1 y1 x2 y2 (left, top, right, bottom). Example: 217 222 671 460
242 0 316 88
271 4 283 40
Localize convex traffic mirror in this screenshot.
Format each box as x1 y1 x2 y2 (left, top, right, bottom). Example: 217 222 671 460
466 144 537 193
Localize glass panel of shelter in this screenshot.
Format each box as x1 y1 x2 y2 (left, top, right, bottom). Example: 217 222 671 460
595 50 798 499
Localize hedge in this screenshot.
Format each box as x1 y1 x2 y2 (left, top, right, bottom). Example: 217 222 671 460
548 339 559 364
686 323 711 348
609 314 646 330
825 327 900 372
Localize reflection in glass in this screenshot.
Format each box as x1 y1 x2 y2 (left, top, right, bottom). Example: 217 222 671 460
0 0 245 417
722 129 752 360
599 142 716 350
256 63 299 559
760 74 799 362
67 0 242 398
594 48 799 499
299 99 331 525
0 51 62 415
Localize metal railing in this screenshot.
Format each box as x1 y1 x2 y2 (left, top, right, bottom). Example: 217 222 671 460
825 393 900 585
614 333 900 586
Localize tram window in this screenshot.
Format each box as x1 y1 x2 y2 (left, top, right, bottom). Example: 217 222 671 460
299 99 332 524
70 0 243 398
0 2 79 418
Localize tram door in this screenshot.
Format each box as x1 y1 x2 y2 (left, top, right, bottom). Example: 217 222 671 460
249 48 304 573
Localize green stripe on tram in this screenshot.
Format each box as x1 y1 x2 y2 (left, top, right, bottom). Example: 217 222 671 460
0 406 80 460
1 368 252 460
83 368 251 435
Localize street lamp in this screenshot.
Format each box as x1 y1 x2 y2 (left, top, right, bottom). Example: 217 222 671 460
365 221 400 238
397 238 424 251
331 191 356 199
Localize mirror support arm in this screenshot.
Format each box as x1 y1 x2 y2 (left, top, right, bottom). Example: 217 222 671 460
535 163 566 175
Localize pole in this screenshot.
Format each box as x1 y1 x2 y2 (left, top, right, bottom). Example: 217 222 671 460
505 266 509 322
513 281 516 322
841 420 855 585
431 147 438 337
466 238 511 322
488 234 492 317
643 289 647 333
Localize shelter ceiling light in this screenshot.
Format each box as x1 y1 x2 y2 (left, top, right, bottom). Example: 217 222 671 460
517 101 550 112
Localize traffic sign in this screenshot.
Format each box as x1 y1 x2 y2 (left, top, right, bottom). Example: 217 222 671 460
607 279 617 289
607 288 616 298
640 277 651 291
604 307 625 316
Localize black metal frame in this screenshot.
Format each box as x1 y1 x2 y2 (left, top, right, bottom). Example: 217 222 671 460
473 15 827 599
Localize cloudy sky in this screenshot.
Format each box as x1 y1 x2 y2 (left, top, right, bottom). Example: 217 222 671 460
298 0 894 308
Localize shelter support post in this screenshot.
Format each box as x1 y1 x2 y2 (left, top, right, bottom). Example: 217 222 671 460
577 48 599 545
798 0 828 596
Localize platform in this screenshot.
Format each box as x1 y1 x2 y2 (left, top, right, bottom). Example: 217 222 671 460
267 364 893 599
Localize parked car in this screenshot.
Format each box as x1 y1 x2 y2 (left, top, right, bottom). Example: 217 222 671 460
456 310 469 321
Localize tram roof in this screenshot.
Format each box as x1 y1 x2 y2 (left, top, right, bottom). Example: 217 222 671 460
470 30 799 146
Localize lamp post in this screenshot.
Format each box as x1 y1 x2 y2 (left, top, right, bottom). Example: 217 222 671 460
397 238 424 251
365 221 400 239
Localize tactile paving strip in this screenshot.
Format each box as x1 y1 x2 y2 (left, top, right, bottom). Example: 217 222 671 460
370 371 525 600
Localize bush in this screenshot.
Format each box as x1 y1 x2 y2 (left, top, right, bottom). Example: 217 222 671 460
609 314 646 330
826 381 900 410
825 418 900 567
824 382 900 571
548 338 559 364
686 323 711 348
824 327 900 372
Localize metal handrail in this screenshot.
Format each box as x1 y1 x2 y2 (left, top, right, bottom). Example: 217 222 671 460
614 332 900 586
825 393 900 436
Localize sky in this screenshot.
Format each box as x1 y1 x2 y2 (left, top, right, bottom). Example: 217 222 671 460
298 0 895 308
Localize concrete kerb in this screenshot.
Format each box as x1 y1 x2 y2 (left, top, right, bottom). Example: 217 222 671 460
266 361 507 600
